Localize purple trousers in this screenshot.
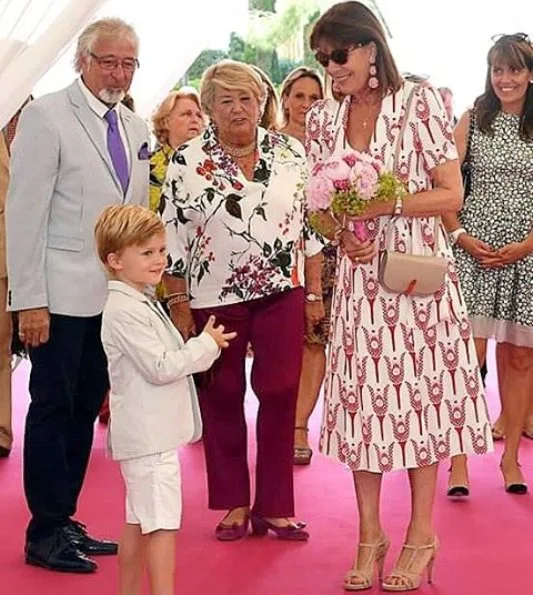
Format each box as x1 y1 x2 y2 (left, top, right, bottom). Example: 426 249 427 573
192 288 304 517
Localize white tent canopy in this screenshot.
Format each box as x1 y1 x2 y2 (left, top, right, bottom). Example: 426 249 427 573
1 0 532 128
0 0 247 128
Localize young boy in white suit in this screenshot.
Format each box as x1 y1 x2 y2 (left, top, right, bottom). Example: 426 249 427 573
95 205 236 595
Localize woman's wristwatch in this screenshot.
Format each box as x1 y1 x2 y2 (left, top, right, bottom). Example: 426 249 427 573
449 227 466 246
305 292 323 303
393 194 403 216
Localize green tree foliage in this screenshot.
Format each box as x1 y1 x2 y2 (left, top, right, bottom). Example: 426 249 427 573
302 9 321 69
249 0 276 12
185 49 228 83
181 0 338 89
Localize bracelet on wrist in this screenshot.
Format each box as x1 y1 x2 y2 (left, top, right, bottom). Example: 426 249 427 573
165 291 188 300
305 292 323 303
449 227 466 246
167 294 190 308
393 195 404 217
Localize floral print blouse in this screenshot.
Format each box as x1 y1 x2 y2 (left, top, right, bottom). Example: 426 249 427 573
149 143 175 213
161 124 323 309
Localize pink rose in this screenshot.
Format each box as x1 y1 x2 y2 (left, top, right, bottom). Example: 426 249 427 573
350 161 379 200
333 179 350 191
323 158 351 183
342 153 358 168
369 156 385 175
307 173 334 211
356 150 385 175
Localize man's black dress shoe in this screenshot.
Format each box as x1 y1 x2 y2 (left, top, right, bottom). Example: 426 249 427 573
64 520 118 556
25 529 97 573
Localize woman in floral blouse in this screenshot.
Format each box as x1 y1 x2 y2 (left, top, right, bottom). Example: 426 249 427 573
161 60 324 542
149 88 204 213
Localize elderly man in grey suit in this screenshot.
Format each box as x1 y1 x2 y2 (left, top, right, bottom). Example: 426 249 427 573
6 18 150 573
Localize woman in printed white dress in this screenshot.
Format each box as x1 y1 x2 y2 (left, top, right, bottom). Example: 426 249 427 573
307 2 492 592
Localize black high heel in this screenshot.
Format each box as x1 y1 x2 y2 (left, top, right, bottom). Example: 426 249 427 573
501 462 528 495
447 485 469 498
447 465 469 498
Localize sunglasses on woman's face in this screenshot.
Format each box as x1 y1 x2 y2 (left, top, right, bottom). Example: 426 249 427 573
314 43 364 68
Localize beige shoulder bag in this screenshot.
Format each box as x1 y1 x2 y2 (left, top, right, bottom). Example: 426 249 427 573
378 85 448 297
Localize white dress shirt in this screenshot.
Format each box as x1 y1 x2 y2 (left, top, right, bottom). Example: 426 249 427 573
77 78 131 168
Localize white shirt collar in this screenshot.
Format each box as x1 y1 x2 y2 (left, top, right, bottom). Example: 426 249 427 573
108 280 155 302
77 78 119 120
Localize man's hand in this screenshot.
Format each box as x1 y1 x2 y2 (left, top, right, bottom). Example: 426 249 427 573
168 302 196 340
18 308 50 347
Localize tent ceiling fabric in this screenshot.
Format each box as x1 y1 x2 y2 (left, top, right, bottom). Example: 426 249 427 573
0 0 107 129
0 0 247 127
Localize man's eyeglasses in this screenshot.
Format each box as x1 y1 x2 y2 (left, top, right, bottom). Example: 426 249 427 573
491 32 531 44
314 43 364 68
89 52 140 72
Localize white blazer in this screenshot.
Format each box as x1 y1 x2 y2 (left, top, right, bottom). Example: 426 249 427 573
101 280 219 461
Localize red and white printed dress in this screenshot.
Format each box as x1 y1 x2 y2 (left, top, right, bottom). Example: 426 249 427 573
306 81 493 472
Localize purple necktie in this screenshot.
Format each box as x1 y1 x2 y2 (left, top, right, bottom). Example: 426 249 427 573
104 109 129 194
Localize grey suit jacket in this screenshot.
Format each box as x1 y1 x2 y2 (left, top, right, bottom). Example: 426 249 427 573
6 81 150 316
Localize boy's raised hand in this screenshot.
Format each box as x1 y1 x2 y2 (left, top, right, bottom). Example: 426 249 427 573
202 316 237 349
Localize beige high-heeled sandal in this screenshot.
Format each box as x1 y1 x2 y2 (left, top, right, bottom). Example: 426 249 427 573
382 537 439 592
293 426 313 465
344 536 390 591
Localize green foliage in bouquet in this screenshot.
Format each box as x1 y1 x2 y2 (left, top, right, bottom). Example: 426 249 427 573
308 171 406 237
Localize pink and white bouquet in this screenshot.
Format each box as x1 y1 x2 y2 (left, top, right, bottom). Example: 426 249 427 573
307 151 406 240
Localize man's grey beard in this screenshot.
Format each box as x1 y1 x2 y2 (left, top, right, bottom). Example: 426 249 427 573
99 88 125 105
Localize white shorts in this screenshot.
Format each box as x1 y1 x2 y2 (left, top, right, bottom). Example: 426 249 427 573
120 450 182 534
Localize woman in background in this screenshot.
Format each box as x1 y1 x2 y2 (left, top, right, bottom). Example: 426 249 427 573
150 88 205 213
279 67 332 465
251 65 280 130
446 33 533 497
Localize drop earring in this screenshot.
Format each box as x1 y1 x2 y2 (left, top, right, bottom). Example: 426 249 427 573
368 50 379 90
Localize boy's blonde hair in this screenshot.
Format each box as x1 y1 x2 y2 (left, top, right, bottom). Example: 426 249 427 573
94 205 165 272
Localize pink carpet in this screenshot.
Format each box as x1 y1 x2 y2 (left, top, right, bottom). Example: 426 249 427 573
1 354 532 595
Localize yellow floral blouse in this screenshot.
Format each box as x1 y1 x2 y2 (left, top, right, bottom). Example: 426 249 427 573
149 144 175 213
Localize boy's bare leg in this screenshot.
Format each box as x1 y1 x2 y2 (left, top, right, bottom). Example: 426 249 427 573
119 524 145 595
146 529 176 595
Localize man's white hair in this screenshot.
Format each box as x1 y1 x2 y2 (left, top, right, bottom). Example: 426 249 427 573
74 17 139 72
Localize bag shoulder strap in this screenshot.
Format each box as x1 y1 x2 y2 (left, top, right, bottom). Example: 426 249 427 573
389 82 441 256
393 82 418 172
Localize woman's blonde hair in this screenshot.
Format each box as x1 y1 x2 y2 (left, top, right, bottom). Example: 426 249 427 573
280 67 324 127
250 65 280 130
94 205 164 274
151 87 202 145
200 60 266 118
